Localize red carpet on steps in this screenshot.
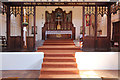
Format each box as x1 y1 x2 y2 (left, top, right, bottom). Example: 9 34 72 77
37 40 81 79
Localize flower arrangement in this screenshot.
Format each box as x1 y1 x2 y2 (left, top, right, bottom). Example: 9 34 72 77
22 22 28 26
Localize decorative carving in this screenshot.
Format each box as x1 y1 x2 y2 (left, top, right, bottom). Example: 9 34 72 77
66 13 71 22
111 2 120 14
42 8 75 40
10 6 34 17
16 7 21 16
97 6 108 17
85 6 95 15
22 6 34 16
0 2 7 15
45 8 72 30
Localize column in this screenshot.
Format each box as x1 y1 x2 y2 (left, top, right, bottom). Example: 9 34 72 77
107 5 111 50
6 5 10 49
21 6 23 48
34 6 36 50
94 5 97 49
82 6 85 40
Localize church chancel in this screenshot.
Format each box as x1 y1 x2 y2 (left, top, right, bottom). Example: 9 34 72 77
42 8 75 40
0 1 119 51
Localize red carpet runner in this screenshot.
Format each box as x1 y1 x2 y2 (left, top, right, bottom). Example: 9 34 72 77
37 40 81 79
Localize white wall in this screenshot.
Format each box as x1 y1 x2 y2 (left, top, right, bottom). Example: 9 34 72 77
0 52 119 70
75 52 119 70
0 14 6 37
0 52 44 70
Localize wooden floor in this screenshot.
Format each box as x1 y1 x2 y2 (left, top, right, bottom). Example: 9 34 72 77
1 70 119 79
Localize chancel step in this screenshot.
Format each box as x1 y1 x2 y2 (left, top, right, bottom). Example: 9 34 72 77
38 40 80 79
40 68 79 74
39 74 80 79
43 57 76 62
44 53 75 57
42 62 77 68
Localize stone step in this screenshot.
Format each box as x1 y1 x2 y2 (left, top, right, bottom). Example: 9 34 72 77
40 68 79 74
43 57 76 62
42 62 77 68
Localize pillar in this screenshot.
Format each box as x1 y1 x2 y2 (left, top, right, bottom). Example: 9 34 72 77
34 6 36 50
6 5 10 49
21 6 23 48
107 5 111 50
94 5 97 50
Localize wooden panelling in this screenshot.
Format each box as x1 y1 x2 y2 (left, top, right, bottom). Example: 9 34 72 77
112 21 120 50
27 36 34 50
9 36 34 50
83 36 111 51
96 37 109 50
10 36 21 49
83 36 95 49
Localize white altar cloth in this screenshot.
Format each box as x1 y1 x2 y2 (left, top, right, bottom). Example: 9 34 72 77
45 31 72 40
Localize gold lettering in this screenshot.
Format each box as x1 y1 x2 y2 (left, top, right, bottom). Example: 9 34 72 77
55 3 64 5
88 3 95 5
67 3 76 5
32 3 36 5
42 3 51 5
37 3 42 5
24 3 32 5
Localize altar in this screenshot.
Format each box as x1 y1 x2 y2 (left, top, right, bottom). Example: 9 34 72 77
45 31 72 40
42 8 75 40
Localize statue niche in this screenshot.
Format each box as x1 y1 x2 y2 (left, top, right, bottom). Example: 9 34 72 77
42 8 75 40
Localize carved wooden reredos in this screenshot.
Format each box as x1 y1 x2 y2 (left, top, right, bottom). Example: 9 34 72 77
42 8 75 40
